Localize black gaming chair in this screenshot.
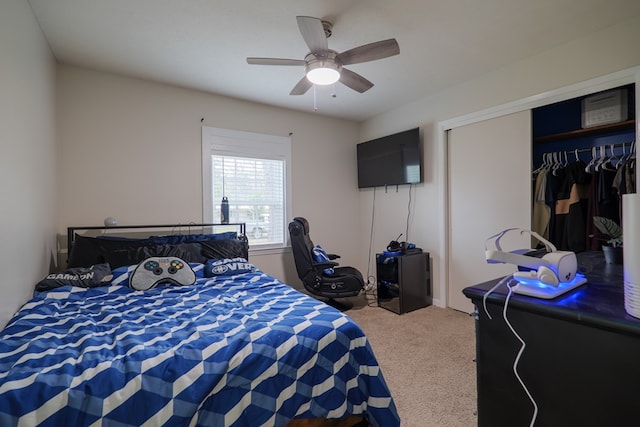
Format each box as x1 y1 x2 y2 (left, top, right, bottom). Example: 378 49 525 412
288 217 364 310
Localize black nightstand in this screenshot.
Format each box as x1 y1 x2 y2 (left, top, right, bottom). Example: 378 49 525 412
377 251 431 314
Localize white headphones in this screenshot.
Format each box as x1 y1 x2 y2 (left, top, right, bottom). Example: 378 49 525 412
485 228 577 287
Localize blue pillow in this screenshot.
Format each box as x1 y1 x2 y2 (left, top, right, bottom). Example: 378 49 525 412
312 245 334 275
204 258 255 277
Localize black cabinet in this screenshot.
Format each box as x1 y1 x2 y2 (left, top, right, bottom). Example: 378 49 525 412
463 252 640 427
377 252 431 314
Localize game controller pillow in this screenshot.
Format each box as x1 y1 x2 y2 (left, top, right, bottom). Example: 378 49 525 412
204 258 255 277
129 257 196 291
111 262 204 288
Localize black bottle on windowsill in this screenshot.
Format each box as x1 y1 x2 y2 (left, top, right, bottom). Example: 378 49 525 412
221 197 229 224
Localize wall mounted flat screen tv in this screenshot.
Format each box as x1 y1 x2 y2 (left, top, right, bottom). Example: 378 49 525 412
357 127 422 189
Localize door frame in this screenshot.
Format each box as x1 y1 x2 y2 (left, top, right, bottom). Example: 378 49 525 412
436 67 640 309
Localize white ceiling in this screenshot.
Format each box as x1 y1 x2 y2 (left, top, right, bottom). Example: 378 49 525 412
28 0 640 122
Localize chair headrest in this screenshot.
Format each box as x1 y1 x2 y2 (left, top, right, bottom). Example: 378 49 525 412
291 217 309 235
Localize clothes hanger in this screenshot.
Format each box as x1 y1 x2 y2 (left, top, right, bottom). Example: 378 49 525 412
552 151 569 176
585 147 599 173
601 144 619 171
594 146 609 172
619 141 635 166
552 151 563 176
533 152 548 174
605 144 624 171
614 142 627 169
535 152 555 174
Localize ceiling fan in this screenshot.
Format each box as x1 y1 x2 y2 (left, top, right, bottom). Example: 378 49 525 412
247 16 400 95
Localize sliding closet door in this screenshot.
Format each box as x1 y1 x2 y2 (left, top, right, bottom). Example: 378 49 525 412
447 111 532 313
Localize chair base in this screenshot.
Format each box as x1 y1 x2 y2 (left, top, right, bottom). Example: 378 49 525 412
324 298 353 312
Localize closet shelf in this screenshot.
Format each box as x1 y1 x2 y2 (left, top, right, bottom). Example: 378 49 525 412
534 120 636 144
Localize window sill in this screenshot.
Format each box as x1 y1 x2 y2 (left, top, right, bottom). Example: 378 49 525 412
249 245 291 256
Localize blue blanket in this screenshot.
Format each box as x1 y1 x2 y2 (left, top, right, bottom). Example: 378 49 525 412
0 267 399 427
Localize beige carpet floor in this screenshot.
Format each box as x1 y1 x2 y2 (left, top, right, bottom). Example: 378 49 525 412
343 294 477 427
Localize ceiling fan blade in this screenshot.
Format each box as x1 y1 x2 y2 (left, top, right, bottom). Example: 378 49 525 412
336 39 400 65
290 76 313 95
296 16 327 53
247 57 306 66
339 68 374 93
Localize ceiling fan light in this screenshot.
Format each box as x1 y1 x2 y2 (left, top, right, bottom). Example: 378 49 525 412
305 54 341 85
306 67 340 85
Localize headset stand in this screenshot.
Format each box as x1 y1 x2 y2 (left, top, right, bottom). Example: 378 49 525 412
511 274 587 299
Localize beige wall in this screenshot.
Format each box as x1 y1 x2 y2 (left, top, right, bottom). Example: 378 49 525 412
56 66 361 286
0 0 57 328
360 15 640 306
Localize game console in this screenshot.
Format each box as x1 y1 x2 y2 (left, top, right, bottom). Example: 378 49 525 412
130 257 196 291
485 228 586 298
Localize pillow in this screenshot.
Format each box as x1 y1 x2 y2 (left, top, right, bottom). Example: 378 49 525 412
312 245 335 275
204 258 255 277
199 239 249 261
111 262 204 287
35 263 113 291
67 234 158 268
129 257 196 291
147 232 238 244
96 232 237 245
125 243 205 266
68 234 201 268
68 234 248 268
67 234 106 268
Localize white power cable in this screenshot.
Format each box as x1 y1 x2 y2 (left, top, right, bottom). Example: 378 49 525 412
482 274 539 427
503 281 539 427
482 274 512 320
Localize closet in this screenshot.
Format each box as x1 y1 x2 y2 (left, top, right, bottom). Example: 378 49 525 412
531 84 636 253
445 75 638 314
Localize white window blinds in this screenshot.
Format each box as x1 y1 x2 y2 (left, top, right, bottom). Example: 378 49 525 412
202 127 291 250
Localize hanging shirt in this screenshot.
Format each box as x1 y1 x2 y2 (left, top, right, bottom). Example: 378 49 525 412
532 168 550 245
553 160 590 252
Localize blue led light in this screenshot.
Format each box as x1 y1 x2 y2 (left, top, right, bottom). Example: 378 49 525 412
512 273 587 299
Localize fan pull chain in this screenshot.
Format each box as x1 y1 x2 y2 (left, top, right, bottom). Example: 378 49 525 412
313 85 318 111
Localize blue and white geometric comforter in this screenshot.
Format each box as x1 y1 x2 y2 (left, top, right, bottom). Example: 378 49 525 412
0 266 399 427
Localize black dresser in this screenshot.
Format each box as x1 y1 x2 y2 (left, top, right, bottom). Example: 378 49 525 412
463 252 640 427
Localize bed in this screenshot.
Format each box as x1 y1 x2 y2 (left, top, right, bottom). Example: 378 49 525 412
0 224 399 427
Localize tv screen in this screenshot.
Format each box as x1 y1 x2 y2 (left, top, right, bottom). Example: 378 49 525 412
357 127 421 189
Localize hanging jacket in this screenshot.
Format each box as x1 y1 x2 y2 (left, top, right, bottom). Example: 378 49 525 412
553 160 591 252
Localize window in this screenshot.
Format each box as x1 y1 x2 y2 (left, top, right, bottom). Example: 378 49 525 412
202 127 292 251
